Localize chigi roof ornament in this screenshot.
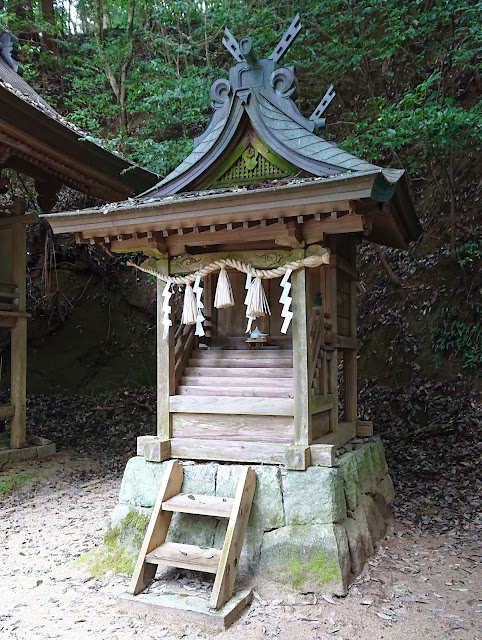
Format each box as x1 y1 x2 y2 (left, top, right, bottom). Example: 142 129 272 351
139 14 413 202
219 14 335 132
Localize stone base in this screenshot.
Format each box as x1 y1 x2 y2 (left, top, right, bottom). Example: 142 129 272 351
0 443 56 468
119 589 252 630
109 437 394 596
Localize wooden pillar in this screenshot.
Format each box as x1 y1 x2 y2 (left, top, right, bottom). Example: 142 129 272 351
291 267 311 447
343 238 358 423
156 260 174 441
326 246 338 432
10 223 26 449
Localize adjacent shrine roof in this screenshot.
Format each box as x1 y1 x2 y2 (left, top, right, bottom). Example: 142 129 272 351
44 16 421 249
0 58 158 205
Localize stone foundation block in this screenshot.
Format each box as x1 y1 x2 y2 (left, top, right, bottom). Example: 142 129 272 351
110 440 394 596
337 451 359 512
281 466 346 525
216 465 284 531
259 523 350 595
354 445 377 494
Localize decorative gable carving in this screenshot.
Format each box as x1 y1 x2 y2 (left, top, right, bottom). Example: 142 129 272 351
212 143 291 188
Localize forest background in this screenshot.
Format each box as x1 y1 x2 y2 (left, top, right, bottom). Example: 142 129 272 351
0 1 480 462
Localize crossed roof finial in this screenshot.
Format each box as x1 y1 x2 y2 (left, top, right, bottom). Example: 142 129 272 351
221 14 336 125
222 13 302 64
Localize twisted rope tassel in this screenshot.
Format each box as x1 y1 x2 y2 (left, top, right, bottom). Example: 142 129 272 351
181 284 197 325
246 276 271 318
214 268 235 309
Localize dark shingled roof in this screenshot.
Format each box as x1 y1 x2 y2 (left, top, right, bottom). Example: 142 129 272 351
141 43 405 203
0 58 158 198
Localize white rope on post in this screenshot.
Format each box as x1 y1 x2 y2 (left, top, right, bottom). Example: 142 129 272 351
127 249 331 339
127 250 330 285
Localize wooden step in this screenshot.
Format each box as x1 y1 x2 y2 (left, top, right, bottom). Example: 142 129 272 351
178 385 294 398
189 357 292 368
184 367 293 378
162 493 234 518
181 376 293 388
193 350 292 358
146 541 221 573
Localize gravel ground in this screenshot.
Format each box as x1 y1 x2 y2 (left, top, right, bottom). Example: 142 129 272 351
0 452 480 640
0 383 480 639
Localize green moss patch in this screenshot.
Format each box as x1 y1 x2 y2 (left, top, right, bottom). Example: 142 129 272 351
75 543 136 579
75 509 149 579
282 553 340 590
0 470 42 496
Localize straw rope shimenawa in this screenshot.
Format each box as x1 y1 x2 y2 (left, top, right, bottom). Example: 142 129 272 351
126 250 330 285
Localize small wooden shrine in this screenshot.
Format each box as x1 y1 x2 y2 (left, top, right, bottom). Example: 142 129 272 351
45 18 421 470
0 56 157 451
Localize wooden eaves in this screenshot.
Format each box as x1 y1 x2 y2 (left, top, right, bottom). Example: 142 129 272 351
43 170 419 253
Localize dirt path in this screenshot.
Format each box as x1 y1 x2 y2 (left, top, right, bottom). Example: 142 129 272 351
1 452 481 640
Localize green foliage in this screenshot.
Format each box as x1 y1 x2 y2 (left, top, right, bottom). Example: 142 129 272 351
342 73 481 171
458 241 482 267
4 0 481 230
431 305 482 369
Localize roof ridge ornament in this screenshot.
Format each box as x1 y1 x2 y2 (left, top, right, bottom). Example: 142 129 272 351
222 27 244 63
310 84 336 127
269 13 302 63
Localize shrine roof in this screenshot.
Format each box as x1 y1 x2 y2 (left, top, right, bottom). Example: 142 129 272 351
0 58 158 201
43 15 421 248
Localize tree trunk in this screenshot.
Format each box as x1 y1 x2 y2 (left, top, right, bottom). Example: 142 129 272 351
119 0 136 134
40 0 58 53
372 243 401 287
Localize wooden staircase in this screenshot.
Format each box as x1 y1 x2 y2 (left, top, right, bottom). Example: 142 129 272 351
129 459 256 610
177 349 294 398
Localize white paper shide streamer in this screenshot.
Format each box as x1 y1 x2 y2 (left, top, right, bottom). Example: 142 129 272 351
279 268 293 334
161 280 172 339
193 275 205 337
244 273 255 333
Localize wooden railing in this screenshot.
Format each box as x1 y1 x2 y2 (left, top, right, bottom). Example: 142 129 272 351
309 307 332 395
174 323 196 388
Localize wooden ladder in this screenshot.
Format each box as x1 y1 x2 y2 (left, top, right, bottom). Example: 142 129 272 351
128 460 256 610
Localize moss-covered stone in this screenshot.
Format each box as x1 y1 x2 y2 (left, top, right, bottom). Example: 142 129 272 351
337 451 359 512
354 445 376 494
284 552 340 590
259 524 347 595
75 539 137 578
